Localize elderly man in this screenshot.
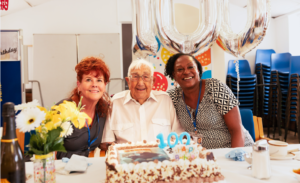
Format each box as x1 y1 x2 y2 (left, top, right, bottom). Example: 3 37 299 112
102 59 184 143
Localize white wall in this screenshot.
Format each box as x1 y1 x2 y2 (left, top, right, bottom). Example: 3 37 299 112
1 0 122 92
288 12 300 56
273 9 300 56
1 0 120 45
274 15 290 53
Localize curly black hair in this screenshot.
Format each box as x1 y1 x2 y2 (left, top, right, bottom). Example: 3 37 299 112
164 53 203 80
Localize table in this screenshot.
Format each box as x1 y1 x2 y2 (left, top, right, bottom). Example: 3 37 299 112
26 145 300 183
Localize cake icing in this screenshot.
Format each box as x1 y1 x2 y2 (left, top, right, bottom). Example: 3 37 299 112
105 139 225 183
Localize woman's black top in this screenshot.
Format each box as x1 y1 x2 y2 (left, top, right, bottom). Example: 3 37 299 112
56 99 106 159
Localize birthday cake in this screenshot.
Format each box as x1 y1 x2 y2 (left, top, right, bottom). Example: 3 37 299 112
105 133 225 183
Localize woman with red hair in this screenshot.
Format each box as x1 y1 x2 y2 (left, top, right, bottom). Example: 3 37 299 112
56 56 111 159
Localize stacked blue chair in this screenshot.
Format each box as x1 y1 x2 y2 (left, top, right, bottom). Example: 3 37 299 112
255 49 275 117
270 53 291 139
226 60 256 111
284 56 300 143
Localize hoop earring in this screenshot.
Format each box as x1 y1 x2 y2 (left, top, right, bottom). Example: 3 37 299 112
174 81 178 88
78 89 81 95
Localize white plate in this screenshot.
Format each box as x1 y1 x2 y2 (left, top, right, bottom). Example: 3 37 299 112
293 171 300 182
270 153 296 160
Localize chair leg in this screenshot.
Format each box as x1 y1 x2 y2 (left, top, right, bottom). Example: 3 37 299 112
295 122 297 136
278 91 282 139
273 113 277 139
284 89 291 142
267 118 270 138
100 150 106 157
298 116 300 143
284 116 290 142
272 104 276 139
268 84 274 138
278 117 282 138
88 150 95 158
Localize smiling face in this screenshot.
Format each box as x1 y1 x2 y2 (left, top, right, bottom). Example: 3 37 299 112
77 70 106 103
173 55 201 89
125 65 155 105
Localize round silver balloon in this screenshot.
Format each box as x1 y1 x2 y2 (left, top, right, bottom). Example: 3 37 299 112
132 0 158 59
217 0 271 57
153 0 221 56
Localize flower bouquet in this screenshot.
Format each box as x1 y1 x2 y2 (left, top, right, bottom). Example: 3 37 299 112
15 98 91 183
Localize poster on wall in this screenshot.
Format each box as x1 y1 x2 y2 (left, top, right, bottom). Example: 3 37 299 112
0 30 22 127
148 38 212 92
0 31 19 61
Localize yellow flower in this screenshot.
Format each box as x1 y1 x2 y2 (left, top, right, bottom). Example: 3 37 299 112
14 99 93 156
70 112 91 129
37 100 91 130
62 100 77 110
44 120 61 131
35 125 42 133
51 101 77 122
37 106 47 113
57 100 91 129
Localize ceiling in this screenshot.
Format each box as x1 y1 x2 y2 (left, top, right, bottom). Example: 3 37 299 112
1 0 300 18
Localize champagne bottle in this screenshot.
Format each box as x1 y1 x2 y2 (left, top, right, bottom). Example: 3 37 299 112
1 102 25 183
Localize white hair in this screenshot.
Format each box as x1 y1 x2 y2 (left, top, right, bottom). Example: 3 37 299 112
127 59 154 76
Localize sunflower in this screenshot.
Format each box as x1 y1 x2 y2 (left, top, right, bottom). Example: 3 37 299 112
16 107 46 133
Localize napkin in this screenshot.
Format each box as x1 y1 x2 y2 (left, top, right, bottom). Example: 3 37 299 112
56 155 92 175
64 155 89 172
225 149 246 161
62 157 93 166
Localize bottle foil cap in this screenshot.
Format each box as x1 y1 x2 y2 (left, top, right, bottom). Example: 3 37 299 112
2 102 15 117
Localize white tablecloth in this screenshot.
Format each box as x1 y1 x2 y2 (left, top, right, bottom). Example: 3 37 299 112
25 144 300 183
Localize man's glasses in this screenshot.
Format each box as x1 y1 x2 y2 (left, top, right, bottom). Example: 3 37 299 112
175 66 196 74
129 74 152 82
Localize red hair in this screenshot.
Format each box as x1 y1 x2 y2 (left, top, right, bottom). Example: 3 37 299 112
70 56 111 117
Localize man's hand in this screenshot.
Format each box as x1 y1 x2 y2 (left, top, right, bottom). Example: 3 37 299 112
99 142 113 151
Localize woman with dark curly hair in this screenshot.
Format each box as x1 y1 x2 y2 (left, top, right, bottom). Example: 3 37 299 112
165 53 254 149
56 56 112 159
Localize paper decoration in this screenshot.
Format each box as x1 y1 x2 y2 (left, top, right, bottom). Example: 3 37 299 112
152 72 168 91
195 49 211 66
148 44 212 91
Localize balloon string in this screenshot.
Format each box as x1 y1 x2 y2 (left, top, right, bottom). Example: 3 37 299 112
235 60 240 100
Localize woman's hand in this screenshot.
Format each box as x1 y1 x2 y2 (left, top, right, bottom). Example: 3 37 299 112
223 106 245 148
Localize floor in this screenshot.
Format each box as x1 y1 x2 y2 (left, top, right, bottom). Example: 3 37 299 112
264 128 299 144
